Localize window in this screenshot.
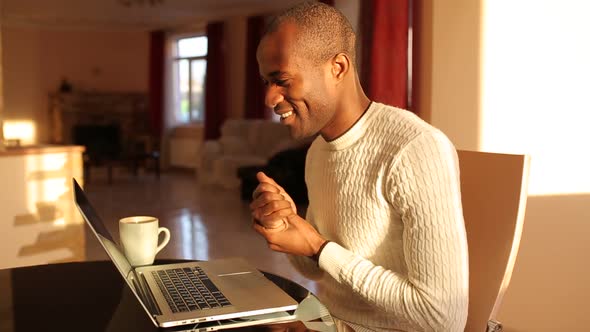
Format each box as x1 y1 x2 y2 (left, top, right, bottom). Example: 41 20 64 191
173 36 207 123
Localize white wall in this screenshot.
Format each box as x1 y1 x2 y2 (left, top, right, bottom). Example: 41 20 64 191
420 0 482 151
480 1 590 331
2 27 149 143
481 0 590 196
419 0 590 330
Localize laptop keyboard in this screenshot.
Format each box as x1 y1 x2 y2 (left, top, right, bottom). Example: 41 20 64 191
152 267 232 313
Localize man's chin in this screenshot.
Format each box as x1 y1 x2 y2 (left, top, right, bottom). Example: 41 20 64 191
288 126 315 140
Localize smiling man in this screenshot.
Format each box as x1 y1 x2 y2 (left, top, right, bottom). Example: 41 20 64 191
250 2 469 331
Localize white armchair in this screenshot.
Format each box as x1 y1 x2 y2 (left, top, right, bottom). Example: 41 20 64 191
198 119 298 189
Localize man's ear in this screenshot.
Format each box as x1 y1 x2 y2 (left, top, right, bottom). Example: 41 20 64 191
331 53 350 82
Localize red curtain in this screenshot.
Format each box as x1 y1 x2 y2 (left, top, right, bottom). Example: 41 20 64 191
361 0 410 110
204 22 227 140
244 16 267 119
148 30 165 139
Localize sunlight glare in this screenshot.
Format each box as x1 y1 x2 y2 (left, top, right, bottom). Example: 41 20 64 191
53 218 66 226
481 0 590 196
179 209 208 260
3 120 36 145
25 153 68 218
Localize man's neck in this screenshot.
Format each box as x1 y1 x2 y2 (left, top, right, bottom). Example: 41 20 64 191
321 84 371 142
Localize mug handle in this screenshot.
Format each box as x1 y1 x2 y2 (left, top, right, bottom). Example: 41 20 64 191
156 227 171 254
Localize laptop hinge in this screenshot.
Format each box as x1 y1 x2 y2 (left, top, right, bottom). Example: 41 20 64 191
131 271 162 316
487 320 503 332
141 272 163 316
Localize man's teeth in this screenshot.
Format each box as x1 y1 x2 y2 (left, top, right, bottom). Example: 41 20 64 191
280 111 293 119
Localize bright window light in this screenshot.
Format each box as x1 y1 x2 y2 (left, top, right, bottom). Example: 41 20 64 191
177 36 207 58
3 120 36 145
173 35 207 123
481 0 590 196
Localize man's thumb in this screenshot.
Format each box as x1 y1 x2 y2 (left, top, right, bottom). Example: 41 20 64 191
286 214 302 225
256 171 276 184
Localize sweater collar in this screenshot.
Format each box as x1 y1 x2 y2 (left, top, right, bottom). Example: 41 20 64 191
317 101 377 151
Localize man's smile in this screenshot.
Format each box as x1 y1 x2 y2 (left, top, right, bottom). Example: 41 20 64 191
280 111 294 119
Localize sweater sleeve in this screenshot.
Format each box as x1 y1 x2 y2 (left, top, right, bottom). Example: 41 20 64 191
318 131 469 331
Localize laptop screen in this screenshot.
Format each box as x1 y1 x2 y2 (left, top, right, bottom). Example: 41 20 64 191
72 179 133 279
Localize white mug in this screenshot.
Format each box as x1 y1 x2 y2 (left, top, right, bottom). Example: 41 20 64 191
119 216 170 267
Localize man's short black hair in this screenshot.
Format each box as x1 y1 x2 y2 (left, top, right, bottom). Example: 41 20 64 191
265 1 356 67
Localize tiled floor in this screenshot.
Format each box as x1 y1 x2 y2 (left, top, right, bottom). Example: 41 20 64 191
83 168 315 291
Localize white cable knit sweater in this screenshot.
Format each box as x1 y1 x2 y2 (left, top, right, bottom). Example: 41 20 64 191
289 102 469 331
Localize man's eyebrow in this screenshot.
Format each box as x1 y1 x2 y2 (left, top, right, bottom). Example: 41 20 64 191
266 71 284 78
260 71 288 81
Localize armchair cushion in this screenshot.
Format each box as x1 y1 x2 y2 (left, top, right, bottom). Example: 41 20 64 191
199 119 298 189
219 136 252 155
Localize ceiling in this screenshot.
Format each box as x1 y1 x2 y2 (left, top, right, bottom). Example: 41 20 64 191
0 0 304 30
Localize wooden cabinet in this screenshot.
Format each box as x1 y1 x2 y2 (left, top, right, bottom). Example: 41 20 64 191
0 145 85 269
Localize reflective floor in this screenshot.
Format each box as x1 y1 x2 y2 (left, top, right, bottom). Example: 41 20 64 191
83 168 315 291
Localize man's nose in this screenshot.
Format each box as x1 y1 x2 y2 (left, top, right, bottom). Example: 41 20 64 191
265 85 284 109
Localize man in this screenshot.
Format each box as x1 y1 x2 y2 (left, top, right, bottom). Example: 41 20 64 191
250 2 468 331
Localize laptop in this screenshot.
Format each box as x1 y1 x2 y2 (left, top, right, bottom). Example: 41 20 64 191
72 178 298 329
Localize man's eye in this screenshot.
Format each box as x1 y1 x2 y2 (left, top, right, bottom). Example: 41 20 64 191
262 78 288 88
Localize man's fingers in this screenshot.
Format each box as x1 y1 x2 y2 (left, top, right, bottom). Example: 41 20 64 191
252 201 292 222
256 171 277 185
258 200 292 217
258 208 292 225
249 192 285 210
252 182 281 199
252 220 285 236
256 172 286 192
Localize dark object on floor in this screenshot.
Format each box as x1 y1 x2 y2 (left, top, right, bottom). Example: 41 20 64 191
72 124 160 184
237 143 311 204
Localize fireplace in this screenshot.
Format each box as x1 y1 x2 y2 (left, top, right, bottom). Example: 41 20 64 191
49 91 159 182
72 124 122 162
49 91 150 146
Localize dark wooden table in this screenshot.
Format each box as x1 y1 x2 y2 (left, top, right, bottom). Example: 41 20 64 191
0 260 335 332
